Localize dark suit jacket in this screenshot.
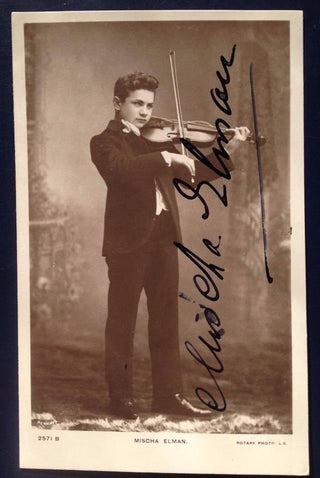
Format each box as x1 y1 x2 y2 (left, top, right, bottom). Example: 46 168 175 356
90 120 232 255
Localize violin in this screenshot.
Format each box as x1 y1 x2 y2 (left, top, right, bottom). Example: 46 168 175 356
141 116 266 147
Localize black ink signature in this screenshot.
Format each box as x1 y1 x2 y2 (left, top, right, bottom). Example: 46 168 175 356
186 306 226 412
178 293 226 410
174 237 223 302
249 63 273 283
173 177 227 221
177 238 226 411
210 44 236 115
173 45 237 412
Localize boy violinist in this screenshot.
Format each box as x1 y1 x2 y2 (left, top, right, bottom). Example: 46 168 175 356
90 72 249 419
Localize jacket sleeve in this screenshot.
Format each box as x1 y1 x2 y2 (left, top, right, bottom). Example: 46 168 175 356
90 133 169 184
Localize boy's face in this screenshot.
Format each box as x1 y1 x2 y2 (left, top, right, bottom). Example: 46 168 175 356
114 89 154 129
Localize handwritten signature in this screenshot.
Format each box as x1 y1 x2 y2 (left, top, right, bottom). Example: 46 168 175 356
174 44 236 412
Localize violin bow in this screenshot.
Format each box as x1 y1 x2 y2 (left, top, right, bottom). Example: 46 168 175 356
169 50 195 183
249 63 273 284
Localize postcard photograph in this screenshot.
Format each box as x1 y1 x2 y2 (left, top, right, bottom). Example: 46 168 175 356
13 10 307 475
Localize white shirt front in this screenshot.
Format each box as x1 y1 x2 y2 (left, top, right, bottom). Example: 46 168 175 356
155 178 169 215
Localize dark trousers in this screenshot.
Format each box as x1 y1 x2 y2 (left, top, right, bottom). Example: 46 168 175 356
105 211 182 402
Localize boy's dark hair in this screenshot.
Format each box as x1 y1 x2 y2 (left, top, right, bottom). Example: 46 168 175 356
114 72 159 101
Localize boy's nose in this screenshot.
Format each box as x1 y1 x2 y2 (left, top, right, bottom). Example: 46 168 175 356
140 106 148 116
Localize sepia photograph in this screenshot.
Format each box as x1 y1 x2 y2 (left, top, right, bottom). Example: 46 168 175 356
13 10 307 475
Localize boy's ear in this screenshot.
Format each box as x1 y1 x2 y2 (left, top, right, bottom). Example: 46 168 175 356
113 96 121 111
